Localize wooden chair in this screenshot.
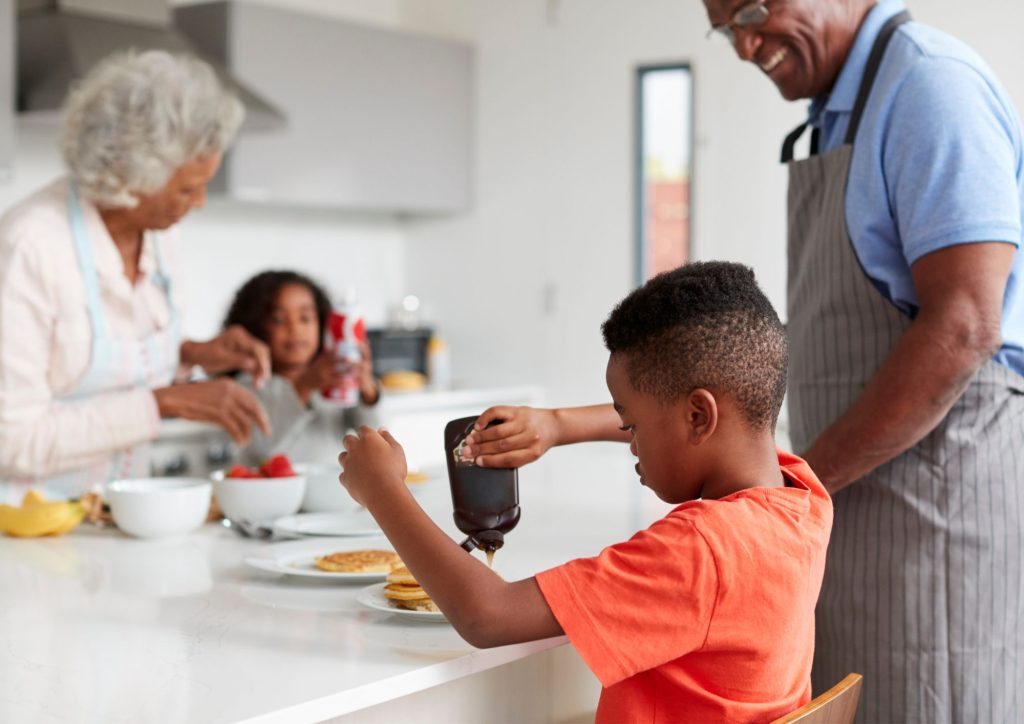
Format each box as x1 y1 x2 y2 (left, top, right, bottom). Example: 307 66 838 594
771 674 863 724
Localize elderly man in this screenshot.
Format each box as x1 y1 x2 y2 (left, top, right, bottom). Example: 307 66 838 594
701 0 1024 720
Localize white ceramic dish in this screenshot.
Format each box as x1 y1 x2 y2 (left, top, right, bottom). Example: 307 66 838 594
272 511 381 538
106 477 212 539
244 536 394 582
356 582 447 622
211 470 306 523
298 462 359 513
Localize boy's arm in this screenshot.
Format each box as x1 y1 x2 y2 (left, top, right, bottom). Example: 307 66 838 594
462 404 629 468
340 427 564 648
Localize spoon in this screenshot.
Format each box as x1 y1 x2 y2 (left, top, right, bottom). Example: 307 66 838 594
221 517 274 539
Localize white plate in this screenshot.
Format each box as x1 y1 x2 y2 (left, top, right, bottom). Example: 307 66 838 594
244 536 394 582
356 582 447 622
272 510 382 538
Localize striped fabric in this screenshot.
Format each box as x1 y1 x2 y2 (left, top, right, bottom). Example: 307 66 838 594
786 106 1024 724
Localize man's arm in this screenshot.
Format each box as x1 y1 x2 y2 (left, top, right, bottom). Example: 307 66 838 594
340 428 564 647
802 242 1013 493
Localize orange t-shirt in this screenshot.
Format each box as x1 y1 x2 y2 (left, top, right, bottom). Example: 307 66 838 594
535 450 832 723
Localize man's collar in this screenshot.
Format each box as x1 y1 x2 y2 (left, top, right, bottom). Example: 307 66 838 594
808 0 907 121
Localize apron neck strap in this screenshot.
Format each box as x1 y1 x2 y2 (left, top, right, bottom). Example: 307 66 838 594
781 124 821 164
845 10 912 144
66 183 109 340
780 9 912 163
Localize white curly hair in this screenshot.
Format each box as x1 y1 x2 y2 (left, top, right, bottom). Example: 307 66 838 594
60 49 244 208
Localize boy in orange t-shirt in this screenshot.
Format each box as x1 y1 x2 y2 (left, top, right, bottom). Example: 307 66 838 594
339 261 833 722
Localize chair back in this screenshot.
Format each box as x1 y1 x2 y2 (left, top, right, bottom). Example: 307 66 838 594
770 674 863 724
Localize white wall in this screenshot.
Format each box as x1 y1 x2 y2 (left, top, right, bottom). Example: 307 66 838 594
400 0 1024 406
402 0 803 403
6 0 1023 398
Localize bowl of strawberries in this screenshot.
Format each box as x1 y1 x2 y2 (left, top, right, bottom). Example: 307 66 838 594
211 454 306 523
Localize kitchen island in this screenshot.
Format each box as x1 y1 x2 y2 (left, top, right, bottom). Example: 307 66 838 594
0 443 656 723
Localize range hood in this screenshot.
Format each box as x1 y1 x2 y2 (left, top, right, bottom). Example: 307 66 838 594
17 0 286 130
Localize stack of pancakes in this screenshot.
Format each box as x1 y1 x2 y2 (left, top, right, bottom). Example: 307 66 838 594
385 565 439 612
314 549 401 573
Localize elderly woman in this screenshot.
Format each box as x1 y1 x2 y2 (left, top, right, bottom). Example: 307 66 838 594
0 49 272 501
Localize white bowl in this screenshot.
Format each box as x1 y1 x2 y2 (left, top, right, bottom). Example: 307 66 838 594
298 462 359 513
106 478 212 539
211 471 306 523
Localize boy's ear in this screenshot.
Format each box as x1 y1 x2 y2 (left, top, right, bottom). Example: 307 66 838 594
686 388 718 445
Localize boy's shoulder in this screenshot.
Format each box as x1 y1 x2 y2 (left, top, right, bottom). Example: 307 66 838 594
638 451 832 583
674 450 831 528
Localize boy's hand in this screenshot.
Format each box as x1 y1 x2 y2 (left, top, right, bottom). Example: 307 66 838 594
339 426 408 507
460 406 562 468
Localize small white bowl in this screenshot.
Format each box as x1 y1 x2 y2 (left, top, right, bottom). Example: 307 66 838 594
106 478 212 539
211 470 306 523
298 462 359 513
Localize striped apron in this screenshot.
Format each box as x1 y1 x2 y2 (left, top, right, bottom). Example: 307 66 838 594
784 11 1024 723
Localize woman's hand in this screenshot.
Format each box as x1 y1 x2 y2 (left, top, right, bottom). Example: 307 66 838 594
459 406 562 468
153 378 271 446
180 325 271 386
339 427 408 508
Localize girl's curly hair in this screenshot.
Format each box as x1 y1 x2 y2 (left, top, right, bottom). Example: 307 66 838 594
223 270 333 358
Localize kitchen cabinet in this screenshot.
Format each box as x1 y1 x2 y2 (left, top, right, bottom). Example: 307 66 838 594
0 0 13 182
175 1 474 213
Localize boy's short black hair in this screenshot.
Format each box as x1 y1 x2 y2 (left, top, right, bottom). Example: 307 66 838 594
223 270 333 355
601 261 787 431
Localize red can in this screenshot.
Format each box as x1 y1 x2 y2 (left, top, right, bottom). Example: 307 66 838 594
322 304 366 406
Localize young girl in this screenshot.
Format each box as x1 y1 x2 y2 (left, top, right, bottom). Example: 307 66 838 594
223 270 380 465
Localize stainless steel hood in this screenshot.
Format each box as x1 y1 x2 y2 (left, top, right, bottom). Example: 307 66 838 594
17 0 286 130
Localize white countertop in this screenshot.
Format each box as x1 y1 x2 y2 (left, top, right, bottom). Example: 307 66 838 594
0 444 655 723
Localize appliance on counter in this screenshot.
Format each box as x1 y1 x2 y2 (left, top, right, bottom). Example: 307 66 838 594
367 327 432 379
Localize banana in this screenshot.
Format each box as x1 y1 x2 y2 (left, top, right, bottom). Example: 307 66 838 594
46 501 85 536
22 489 48 507
0 491 85 537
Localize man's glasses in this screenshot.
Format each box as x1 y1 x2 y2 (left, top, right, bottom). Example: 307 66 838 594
706 1 770 43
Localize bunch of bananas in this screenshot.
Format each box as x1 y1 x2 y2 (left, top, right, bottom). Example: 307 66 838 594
0 490 86 538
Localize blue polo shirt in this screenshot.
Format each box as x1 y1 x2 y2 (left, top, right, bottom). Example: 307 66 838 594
808 0 1024 377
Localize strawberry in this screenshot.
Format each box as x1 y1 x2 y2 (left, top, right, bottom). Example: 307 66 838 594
259 454 296 478
226 464 254 479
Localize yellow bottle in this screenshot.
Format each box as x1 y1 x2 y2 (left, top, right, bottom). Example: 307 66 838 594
427 335 451 390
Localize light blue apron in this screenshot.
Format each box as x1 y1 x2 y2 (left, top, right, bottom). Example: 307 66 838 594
22 184 182 499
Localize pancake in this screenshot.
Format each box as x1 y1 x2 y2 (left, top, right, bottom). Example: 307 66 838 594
314 549 400 573
392 598 440 613
384 583 432 601
386 565 418 586
383 565 440 611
